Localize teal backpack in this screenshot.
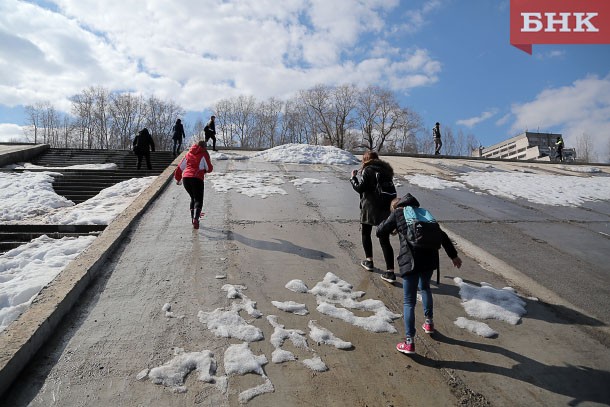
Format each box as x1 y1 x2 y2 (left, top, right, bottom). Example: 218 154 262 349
402 206 442 250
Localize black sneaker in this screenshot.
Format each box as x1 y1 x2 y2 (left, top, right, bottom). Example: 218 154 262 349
380 271 396 283
360 260 374 271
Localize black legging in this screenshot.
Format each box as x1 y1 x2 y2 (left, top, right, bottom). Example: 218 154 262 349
361 223 394 270
136 151 152 170
182 177 205 219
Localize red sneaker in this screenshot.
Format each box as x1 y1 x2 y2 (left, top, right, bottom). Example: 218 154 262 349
193 218 200 229
396 338 415 354
422 319 434 334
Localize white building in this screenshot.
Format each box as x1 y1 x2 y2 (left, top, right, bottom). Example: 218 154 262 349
472 131 575 161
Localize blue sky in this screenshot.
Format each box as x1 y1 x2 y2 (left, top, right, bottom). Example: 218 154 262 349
1 0 609 158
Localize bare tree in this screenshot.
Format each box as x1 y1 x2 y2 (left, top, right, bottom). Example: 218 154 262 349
90 86 110 149
232 95 257 148
395 107 422 153
213 98 236 147
417 125 435 154
466 133 480 157
60 115 73 148
252 97 283 148
70 88 95 148
108 93 148 149
299 84 357 148
442 126 456 155
281 97 314 145
146 95 184 151
24 103 42 144
575 133 596 163
299 85 329 145
455 129 466 156
355 85 379 150
331 84 357 149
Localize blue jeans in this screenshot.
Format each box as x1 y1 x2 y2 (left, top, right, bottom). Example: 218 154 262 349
403 269 434 338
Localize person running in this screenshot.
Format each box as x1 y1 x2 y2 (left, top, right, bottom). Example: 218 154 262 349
174 140 214 229
350 150 396 283
204 115 217 151
133 128 155 170
376 193 462 355
433 122 442 155
172 119 186 156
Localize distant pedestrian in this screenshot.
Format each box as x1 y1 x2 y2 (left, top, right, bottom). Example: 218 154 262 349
555 136 564 162
172 119 186 156
204 115 217 151
133 128 155 170
376 193 462 355
174 140 214 230
350 151 396 283
433 122 442 155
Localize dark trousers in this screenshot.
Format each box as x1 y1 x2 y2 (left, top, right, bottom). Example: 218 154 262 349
172 138 182 155
182 177 204 219
434 138 442 155
137 151 152 170
361 223 394 270
205 134 217 150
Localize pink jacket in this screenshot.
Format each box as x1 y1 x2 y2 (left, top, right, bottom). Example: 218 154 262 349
174 144 213 181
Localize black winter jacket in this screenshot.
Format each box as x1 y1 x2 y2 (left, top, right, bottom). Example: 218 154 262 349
350 159 394 225
172 122 185 141
376 193 458 276
133 128 155 155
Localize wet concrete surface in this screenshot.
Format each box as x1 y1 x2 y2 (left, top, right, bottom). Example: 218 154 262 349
1 152 609 406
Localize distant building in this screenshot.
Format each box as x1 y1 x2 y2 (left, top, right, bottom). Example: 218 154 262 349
472 131 576 162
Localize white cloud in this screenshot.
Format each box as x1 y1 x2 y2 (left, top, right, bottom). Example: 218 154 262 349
456 109 498 128
509 75 610 149
400 0 443 33
495 113 511 126
0 123 27 142
0 0 436 115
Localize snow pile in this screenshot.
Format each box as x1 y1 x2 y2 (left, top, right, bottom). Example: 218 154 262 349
252 143 358 165
454 277 527 325
142 348 218 393
0 171 73 221
309 272 401 333
46 176 155 225
208 172 287 198
454 317 498 338
0 235 96 332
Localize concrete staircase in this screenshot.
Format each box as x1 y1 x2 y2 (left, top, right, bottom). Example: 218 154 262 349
28 148 176 203
0 148 176 253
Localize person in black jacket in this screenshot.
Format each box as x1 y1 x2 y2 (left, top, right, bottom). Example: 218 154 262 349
172 119 186 156
204 115 217 151
133 128 155 170
376 193 462 355
350 150 396 282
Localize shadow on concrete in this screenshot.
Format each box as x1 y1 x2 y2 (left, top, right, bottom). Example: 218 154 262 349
227 231 335 260
411 331 610 407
